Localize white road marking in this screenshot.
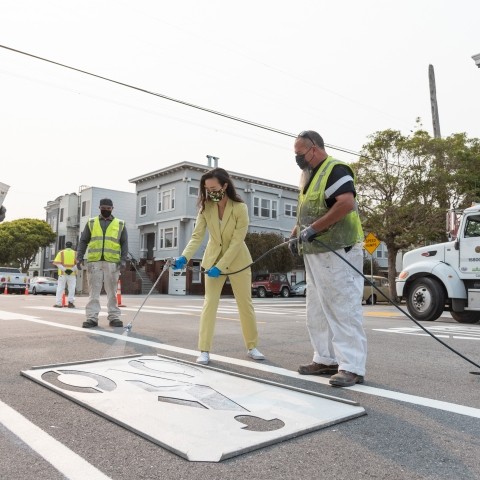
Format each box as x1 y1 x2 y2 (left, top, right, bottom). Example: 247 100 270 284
374 325 480 340
0 399 111 480
2 310 480 419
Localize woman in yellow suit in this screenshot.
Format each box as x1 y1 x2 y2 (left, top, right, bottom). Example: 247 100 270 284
173 168 265 365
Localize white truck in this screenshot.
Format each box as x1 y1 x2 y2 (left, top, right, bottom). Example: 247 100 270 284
396 203 480 323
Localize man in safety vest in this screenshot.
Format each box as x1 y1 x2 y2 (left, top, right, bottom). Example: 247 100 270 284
76 198 129 328
52 241 77 308
291 130 367 388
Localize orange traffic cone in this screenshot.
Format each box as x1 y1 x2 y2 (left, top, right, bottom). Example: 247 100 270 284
3 285 8 295
24 282 29 295
117 279 126 307
62 292 67 307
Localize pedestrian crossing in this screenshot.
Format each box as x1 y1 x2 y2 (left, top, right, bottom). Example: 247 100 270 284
373 325 480 340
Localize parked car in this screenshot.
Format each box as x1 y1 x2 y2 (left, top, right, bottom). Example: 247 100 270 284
363 275 390 305
29 276 58 295
0 266 28 294
252 273 291 298
291 280 307 296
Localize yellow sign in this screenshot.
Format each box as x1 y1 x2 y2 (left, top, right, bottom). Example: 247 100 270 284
364 232 381 255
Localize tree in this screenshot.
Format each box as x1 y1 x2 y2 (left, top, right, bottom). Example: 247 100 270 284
352 128 480 299
245 232 294 274
0 219 56 272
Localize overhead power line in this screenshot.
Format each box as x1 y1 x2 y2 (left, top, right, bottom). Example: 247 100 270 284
0 44 364 157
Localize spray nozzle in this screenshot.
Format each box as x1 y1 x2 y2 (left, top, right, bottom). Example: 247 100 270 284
124 323 132 333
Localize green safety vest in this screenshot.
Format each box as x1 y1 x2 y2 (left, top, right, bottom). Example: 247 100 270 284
86 217 124 263
297 156 363 254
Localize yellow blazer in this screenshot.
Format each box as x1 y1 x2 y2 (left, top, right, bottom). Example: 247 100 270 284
182 199 253 274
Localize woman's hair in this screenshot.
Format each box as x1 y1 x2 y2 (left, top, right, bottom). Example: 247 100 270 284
198 167 243 212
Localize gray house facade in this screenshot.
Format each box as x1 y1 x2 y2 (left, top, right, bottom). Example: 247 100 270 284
129 161 301 294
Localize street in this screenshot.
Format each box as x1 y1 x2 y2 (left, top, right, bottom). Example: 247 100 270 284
1 293 479 479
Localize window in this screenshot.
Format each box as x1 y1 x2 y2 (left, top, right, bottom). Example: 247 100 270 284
464 215 480 237
140 196 147 216
253 196 277 219
81 200 90 217
159 227 178 249
158 188 175 212
189 186 199 197
59 208 64 223
285 203 297 217
192 260 202 284
58 235 65 250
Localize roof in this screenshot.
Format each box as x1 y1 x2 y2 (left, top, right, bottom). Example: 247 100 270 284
128 161 298 192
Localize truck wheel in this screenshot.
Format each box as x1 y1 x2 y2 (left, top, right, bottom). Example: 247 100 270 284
32 287 37 295
407 277 445 321
280 287 290 298
257 287 267 298
450 311 480 324
366 294 377 305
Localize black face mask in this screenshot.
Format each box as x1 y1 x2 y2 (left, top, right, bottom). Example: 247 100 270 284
100 209 112 218
295 154 308 170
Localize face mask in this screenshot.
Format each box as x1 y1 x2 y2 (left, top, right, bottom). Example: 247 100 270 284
295 154 308 170
207 189 225 202
100 209 112 218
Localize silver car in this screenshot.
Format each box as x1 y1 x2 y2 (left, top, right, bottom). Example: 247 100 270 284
291 280 307 296
29 276 58 295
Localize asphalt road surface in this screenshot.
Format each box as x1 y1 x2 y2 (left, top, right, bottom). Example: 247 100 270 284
1 293 479 479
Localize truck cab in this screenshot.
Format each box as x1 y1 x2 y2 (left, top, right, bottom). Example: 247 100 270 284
396 203 480 323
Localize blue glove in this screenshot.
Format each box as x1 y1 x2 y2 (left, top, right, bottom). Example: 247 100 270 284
300 226 317 243
172 256 187 270
206 266 221 278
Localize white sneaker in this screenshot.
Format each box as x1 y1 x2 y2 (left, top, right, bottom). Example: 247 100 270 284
248 348 265 360
196 351 210 365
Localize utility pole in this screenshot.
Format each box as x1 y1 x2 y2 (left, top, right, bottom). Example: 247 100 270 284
429 64 441 138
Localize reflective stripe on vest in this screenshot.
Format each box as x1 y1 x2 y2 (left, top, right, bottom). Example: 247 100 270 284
86 217 124 262
297 156 363 253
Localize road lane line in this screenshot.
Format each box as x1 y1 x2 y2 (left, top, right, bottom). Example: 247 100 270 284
0 399 111 480
3 310 480 419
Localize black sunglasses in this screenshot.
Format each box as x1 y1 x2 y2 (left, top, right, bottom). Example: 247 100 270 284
298 131 316 146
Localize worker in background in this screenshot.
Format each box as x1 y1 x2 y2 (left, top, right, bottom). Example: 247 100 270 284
76 198 128 328
52 241 77 308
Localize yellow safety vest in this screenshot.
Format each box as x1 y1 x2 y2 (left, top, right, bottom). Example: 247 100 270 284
297 156 364 253
86 217 124 263
53 248 77 276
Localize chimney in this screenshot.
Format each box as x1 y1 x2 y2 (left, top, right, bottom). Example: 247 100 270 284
206 155 219 168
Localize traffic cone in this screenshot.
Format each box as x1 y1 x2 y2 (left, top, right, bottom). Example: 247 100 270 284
3 285 8 295
24 282 29 295
117 279 126 307
62 292 67 307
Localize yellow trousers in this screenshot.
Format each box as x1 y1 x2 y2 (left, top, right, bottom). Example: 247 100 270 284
198 268 258 352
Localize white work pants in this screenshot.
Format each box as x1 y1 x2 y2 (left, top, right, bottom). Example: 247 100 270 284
304 243 367 376
55 274 76 305
85 261 121 322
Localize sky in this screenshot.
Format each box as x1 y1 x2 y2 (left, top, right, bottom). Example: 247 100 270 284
1 0 479 221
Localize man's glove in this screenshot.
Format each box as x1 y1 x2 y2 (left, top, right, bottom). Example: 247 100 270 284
76 261 84 270
65 269 73 275
287 237 299 256
300 226 318 243
206 266 221 278
172 256 187 270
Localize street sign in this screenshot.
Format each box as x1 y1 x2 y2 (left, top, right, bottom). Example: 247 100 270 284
364 232 381 255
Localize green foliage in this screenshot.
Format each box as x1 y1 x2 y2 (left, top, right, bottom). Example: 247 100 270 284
245 232 294 274
352 127 480 293
363 256 381 275
0 219 56 272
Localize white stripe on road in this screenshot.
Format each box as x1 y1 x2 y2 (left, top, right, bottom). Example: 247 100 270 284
0 399 111 480
2 310 480 420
